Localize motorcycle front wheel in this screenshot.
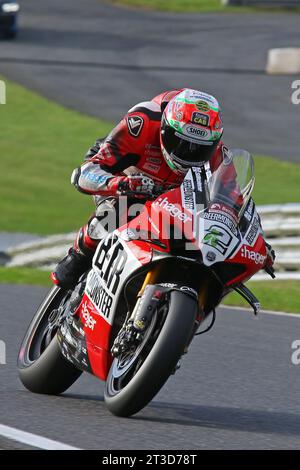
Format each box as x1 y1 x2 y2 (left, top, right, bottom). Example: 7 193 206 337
104 289 198 417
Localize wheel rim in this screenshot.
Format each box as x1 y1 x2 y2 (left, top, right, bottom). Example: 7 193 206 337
107 301 168 397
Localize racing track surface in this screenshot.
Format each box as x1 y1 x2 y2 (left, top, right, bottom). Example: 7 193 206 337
0 284 300 450
0 0 300 451
0 0 299 162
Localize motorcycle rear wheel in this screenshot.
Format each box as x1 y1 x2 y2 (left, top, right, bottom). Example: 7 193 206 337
18 286 82 395
104 290 198 417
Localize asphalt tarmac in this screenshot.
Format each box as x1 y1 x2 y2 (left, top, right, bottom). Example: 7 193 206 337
0 284 299 449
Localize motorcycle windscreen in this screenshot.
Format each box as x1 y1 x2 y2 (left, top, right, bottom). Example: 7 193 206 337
207 148 255 220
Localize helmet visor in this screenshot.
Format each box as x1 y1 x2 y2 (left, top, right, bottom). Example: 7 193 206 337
161 119 219 166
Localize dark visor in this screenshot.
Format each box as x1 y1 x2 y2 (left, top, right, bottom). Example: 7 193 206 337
162 120 219 164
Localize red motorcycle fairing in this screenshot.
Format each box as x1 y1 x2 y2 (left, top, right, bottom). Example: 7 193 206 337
67 235 140 380
117 186 198 254
225 234 267 287
59 156 269 382
67 191 194 381
77 293 113 380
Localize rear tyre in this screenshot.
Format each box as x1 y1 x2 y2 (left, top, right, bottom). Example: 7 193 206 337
104 290 198 417
18 286 82 395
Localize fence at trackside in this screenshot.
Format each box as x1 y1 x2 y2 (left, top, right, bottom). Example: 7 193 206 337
1 204 300 281
254 203 300 280
2 233 76 271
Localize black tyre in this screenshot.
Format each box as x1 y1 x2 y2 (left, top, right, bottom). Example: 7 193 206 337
18 286 82 395
104 290 198 417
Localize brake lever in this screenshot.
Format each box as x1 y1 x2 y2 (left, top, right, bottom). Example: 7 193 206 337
119 185 165 200
265 266 276 279
233 283 261 316
118 190 154 200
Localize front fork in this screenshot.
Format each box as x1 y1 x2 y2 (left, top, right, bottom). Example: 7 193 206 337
111 280 201 358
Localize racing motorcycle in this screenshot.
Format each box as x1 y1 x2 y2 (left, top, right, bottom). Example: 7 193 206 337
18 149 275 417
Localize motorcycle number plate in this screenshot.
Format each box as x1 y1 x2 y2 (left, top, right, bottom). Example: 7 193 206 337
200 220 240 266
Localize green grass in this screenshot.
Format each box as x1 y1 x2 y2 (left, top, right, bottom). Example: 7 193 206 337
0 78 112 235
223 280 300 313
0 267 51 287
109 0 300 13
252 155 300 205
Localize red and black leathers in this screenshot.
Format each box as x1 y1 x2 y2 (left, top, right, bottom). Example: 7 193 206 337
74 90 231 197
53 90 239 288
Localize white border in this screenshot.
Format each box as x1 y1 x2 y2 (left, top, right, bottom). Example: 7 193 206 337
0 424 80 450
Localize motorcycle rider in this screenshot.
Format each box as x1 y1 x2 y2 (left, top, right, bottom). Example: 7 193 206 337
52 88 275 288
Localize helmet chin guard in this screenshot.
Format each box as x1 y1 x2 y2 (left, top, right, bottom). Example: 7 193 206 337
161 143 189 175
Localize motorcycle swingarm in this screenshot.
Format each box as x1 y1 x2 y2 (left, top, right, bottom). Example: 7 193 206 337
233 283 261 316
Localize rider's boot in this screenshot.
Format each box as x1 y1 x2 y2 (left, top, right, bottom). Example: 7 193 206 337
51 225 98 289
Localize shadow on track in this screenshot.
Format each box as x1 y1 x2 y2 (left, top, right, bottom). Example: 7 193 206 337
133 401 300 437
63 392 300 436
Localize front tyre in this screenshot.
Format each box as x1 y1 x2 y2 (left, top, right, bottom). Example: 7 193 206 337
18 286 81 395
104 290 198 417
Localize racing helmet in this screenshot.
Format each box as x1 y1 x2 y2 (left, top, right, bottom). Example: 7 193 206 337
160 89 224 174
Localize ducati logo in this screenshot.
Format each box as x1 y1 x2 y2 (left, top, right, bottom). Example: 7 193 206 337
127 115 144 137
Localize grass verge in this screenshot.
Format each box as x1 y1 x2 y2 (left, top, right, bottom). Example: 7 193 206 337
252 155 300 205
0 77 112 235
223 280 300 314
0 267 51 287
109 0 300 13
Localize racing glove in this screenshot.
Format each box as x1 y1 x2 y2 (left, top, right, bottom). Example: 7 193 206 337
72 163 156 197
107 175 155 197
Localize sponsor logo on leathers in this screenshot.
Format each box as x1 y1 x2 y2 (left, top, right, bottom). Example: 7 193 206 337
127 115 144 137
